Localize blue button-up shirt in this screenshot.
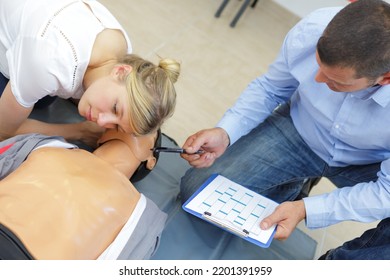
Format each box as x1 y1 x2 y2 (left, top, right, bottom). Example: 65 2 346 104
217 7 390 228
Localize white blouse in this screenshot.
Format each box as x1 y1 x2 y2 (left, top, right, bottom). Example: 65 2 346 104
0 0 132 107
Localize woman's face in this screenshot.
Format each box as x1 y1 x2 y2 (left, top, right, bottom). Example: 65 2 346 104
78 66 133 133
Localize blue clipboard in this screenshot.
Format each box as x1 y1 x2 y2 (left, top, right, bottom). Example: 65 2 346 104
182 174 278 248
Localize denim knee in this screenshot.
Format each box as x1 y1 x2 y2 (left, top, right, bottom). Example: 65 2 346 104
327 218 390 260
180 167 213 203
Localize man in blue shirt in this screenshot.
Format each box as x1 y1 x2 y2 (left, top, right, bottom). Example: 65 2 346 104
180 0 390 259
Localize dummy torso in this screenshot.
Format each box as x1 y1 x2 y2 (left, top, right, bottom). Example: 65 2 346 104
0 130 157 259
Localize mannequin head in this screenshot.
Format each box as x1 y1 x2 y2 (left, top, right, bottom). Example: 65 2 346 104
93 129 160 180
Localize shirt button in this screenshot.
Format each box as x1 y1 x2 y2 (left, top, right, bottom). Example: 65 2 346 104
335 124 340 129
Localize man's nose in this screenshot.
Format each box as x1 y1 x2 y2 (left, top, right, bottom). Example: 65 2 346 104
315 69 328 83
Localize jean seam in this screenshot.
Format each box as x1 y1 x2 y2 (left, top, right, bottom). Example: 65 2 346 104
360 220 389 250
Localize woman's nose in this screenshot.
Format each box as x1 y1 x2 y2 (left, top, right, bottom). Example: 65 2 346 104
97 113 118 129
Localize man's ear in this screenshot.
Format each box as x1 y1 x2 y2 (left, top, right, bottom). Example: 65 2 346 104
145 156 157 170
112 65 132 81
378 72 390 86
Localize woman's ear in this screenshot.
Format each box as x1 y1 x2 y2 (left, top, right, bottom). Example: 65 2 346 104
112 65 132 81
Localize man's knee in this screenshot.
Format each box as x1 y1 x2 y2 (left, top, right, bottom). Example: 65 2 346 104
180 167 207 203
324 218 390 260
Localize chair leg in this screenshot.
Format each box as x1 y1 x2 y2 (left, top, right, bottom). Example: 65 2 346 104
251 0 258 8
230 0 251 27
215 0 231 18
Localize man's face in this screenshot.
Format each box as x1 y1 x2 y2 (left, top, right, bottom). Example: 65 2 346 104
314 52 379 92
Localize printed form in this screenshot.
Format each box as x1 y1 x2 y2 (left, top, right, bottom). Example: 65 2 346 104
183 174 279 247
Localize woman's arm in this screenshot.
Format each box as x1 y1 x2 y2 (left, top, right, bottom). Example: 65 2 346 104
0 82 32 140
16 119 104 148
0 82 104 147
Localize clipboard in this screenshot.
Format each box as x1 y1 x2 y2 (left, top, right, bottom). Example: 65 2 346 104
182 174 279 248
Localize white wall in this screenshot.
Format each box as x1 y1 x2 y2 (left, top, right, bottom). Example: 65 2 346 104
274 0 390 18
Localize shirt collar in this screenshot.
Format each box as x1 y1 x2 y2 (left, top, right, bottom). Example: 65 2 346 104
352 85 390 107
371 85 390 107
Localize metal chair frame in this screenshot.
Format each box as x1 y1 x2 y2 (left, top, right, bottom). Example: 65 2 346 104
215 0 258 27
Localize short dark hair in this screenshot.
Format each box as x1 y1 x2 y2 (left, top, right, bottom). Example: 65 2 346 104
317 0 390 80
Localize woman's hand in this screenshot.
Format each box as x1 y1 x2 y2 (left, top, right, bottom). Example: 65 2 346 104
78 121 106 148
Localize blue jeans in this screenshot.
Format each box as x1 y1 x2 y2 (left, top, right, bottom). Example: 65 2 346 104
180 103 390 259
323 218 390 260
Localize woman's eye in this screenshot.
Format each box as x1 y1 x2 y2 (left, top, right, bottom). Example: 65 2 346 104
113 103 117 114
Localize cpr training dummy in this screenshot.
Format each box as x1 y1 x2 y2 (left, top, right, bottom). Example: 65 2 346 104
0 129 164 260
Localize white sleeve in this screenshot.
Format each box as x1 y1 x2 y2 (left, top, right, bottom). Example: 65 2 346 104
6 36 71 107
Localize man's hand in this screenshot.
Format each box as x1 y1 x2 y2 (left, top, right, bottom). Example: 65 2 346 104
260 200 306 240
181 127 230 168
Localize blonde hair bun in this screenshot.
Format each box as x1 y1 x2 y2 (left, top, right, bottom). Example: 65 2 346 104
158 58 180 83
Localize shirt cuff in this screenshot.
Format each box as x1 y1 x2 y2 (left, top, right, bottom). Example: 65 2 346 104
302 195 329 229
216 117 244 146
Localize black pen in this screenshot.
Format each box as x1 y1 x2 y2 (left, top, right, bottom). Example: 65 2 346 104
151 147 204 154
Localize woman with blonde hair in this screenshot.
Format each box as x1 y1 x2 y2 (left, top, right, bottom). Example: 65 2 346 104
0 0 180 147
